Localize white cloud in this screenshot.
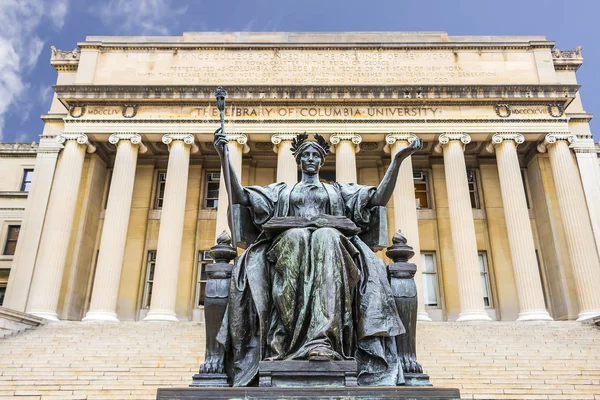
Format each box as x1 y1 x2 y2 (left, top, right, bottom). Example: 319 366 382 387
0 0 69 141
94 0 187 35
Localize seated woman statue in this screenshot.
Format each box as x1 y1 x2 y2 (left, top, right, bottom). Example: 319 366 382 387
214 131 423 387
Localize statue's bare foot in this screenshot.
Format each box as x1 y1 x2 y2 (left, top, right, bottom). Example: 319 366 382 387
308 349 335 361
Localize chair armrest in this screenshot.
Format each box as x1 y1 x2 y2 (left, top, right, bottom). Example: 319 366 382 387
232 204 260 249
358 206 389 251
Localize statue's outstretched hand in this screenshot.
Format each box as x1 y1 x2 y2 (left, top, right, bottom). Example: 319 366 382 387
213 127 228 159
395 137 423 161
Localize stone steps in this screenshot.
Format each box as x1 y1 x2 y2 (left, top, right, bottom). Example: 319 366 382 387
0 321 599 399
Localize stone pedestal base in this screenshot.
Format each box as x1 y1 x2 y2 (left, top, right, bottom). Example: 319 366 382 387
157 387 461 399
259 360 357 387
190 373 228 387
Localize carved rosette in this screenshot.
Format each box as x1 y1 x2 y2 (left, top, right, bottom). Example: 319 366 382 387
537 132 577 153
485 132 525 153
56 133 96 154
225 133 250 154
434 132 471 154
162 133 199 153
109 133 148 154
330 133 362 154
271 133 300 154
384 133 418 154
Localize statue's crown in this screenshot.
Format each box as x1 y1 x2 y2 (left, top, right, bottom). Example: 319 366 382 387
290 133 330 158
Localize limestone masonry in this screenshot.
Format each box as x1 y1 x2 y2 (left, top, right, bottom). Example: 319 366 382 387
0 31 599 399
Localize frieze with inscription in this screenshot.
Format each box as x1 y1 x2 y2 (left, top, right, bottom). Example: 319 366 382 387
75 104 565 121
93 49 542 86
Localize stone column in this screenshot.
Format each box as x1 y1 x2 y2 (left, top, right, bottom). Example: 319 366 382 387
330 133 362 183
571 138 600 259
385 133 431 322
215 133 249 241
26 133 96 321
435 133 491 321
271 133 299 184
83 133 147 322
4 146 61 312
487 133 552 321
538 133 600 321
144 133 198 321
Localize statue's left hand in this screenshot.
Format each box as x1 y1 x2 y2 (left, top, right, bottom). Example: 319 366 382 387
395 137 423 161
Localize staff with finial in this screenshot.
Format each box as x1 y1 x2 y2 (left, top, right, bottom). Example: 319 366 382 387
214 86 237 249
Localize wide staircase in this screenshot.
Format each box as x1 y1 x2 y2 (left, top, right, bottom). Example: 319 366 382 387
0 321 598 400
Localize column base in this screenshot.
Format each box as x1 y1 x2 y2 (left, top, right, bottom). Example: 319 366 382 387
456 311 492 322
577 310 600 322
417 311 432 322
143 311 179 322
517 310 553 321
27 311 59 322
82 311 119 322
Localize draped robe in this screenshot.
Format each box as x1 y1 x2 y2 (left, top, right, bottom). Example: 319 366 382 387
217 182 405 386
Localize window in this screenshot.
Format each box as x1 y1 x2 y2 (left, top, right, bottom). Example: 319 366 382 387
420 252 440 307
413 171 431 209
195 250 211 307
467 169 481 209
154 172 167 209
521 169 532 209
20 169 33 192
3 225 20 256
0 283 6 306
478 251 493 308
142 251 157 309
203 172 220 209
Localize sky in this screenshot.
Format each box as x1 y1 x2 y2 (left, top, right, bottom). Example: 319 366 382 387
0 0 598 142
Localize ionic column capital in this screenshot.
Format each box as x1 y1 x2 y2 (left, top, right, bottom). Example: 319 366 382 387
384 132 418 154
434 132 471 153
330 133 362 154
271 133 301 154
56 133 96 154
485 132 525 153
225 132 250 154
537 132 576 153
109 133 147 154
162 133 199 153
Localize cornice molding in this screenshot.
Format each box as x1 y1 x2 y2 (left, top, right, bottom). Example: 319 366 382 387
108 133 148 153
434 132 471 153
53 84 580 104
161 133 199 153
537 132 577 153
56 133 96 153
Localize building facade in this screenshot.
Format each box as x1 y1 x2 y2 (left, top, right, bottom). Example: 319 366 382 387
2 32 600 324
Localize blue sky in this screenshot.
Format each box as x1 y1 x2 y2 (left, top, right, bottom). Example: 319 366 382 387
0 0 598 142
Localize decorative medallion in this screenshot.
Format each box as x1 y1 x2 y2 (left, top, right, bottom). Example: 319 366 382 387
69 104 86 118
494 104 511 118
122 104 139 118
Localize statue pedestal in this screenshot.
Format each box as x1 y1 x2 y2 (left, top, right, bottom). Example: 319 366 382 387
258 360 358 387
156 387 461 399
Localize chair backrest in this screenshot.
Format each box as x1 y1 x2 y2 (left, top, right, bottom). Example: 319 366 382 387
232 204 389 251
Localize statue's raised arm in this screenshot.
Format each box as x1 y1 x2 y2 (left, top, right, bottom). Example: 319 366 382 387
213 128 250 207
369 137 423 207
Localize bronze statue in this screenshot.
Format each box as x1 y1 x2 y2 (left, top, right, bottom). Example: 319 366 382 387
191 87 429 390
211 126 423 386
